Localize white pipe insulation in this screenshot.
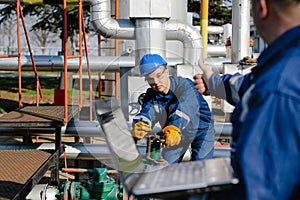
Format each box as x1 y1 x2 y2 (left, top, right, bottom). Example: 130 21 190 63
89 0 203 66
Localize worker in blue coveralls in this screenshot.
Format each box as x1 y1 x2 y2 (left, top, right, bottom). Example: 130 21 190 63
132 53 215 164
193 0 300 199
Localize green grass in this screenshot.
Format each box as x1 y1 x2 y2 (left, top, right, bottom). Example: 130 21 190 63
0 74 101 113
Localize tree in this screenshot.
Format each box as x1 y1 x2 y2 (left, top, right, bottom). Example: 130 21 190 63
0 3 91 90
0 5 17 53
0 3 90 54
188 0 232 26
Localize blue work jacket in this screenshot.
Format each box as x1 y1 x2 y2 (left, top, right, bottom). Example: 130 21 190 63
209 26 300 199
133 76 213 142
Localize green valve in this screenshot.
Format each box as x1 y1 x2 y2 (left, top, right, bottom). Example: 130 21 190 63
87 168 119 200
150 137 162 160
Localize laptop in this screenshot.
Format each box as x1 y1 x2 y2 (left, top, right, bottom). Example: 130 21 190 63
95 98 239 199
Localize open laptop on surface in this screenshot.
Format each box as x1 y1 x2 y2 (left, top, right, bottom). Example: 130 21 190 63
95 98 239 199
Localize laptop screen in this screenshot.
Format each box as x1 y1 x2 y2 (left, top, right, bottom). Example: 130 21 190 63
96 98 239 198
95 98 146 173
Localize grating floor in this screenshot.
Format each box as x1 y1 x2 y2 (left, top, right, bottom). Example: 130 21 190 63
0 150 51 200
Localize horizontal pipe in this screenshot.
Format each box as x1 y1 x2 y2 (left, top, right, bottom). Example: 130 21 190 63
207 45 227 57
0 55 223 72
0 121 232 139
214 123 233 139
0 55 179 72
0 55 133 72
0 142 230 160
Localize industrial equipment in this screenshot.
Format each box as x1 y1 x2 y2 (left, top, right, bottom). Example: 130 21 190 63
145 134 168 165
26 168 119 200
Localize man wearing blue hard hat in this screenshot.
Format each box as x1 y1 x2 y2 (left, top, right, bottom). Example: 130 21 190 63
132 53 215 163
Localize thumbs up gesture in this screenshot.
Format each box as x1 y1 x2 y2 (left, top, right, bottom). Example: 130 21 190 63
193 59 213 95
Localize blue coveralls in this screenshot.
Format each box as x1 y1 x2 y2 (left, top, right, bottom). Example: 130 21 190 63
133 76 215 164
207 26 300 199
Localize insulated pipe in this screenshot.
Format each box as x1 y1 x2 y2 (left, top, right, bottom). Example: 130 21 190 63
135 18 167 71
0 122 232 138
207 45 227 57
0 56 226 72
0 141 230 159
2 0 204 68
89 0 203 66
231 0 250 63
165 20 203 66
0 55 183 72
89 0 135 39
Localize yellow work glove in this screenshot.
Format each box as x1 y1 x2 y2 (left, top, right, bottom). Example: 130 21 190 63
162 125 181 146
132 121 152 140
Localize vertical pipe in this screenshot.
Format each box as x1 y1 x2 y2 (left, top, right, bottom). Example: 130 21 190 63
63 0 68 123
81 12 93 122
79 0 83 110
16 0 22 108
115 0 119 99
135 19 166 72
97 34 102 99
231 0 250 63
98 72 103 99
200 0 209 58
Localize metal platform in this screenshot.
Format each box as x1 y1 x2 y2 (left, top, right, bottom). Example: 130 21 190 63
0 106 78 126
0 149 60 200
0 106 79 199
0 106 79 148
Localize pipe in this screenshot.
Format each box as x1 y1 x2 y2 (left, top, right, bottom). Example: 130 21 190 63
0 121 232 140
135 18 167 73
90 0 135 39
231 0 250 63
0 141 230 160
0 55 224 72
207 45 227 57
89 0 203 66
200 0 209 58
0 55 178 71
214 123 232 139
3 0 204 68
204 57 230 74
165 20 203 66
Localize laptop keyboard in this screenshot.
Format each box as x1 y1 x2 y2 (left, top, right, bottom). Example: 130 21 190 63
137 158 234 190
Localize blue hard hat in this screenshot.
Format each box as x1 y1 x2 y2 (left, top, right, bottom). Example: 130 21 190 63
139 54 167 76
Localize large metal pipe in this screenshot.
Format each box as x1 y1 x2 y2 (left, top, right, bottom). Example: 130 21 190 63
0 55 224 72
90 0 135 39
165 20 203 66
89 0 203 67
0 121 232 139
207 45 227 58
135 18 167 72
231 0 250 63
2 0 204 67
0 55 179 71
0 141 230 160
